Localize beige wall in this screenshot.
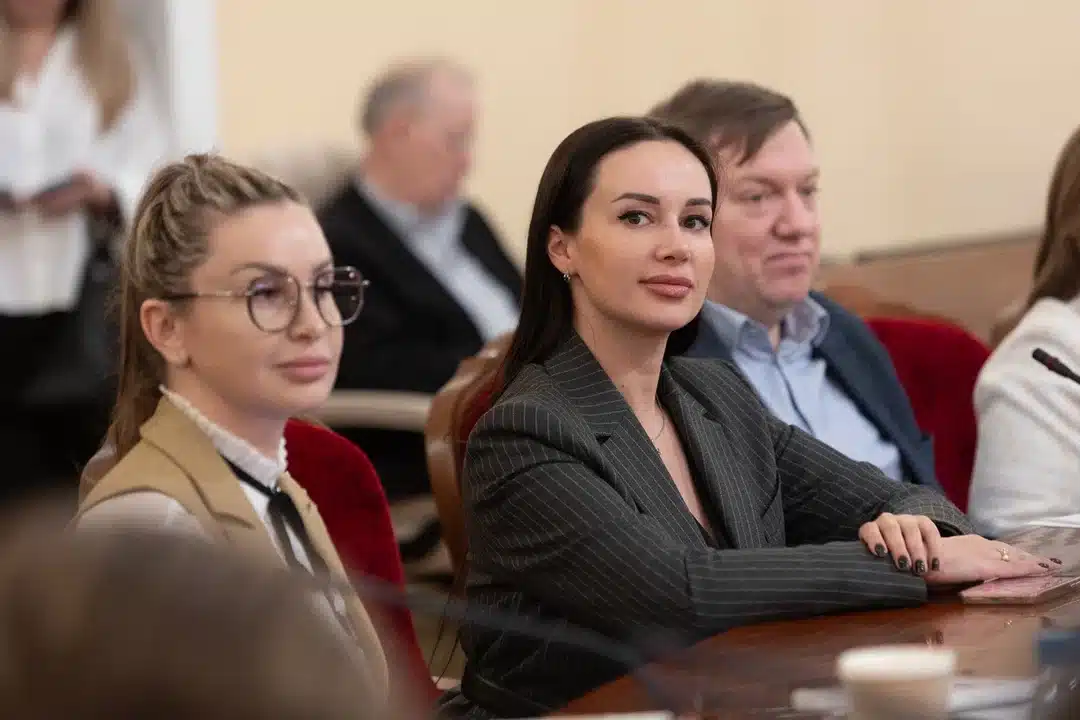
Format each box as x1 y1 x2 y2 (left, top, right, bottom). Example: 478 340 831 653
217 0 1080 263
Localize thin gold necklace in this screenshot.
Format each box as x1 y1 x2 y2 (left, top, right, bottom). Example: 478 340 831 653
650 406 667 442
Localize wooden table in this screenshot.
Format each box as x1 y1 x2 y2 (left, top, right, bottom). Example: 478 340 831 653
557 594 1080 717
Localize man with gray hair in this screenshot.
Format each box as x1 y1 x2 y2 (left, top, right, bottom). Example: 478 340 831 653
319 58 521 513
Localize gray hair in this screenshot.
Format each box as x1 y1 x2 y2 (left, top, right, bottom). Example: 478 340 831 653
357 57 472 136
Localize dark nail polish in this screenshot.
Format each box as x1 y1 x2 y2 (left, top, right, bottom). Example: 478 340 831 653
875 544 887 557
1052 558 1064 564
898 556 909 570
915 560 926 575
931 558 940 571
1040 562 1051 569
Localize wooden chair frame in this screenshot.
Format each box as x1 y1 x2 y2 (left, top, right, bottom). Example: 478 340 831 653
424 334 512 578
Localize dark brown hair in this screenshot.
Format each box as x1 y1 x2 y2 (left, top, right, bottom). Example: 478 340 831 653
0 518 380 719
1027 124 1080 310
502 116 719 385
648 79 808 164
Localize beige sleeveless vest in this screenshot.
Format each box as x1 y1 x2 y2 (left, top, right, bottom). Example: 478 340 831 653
75 399 390 700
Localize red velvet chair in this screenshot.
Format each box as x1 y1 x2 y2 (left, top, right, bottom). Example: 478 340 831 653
284 419 437 699
864 317 990 512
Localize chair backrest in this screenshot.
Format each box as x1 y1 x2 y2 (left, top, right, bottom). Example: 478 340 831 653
862 317 990 511
424 334 512 579
821 283 956 325
989 297 1026 349
283 419 436 699
815 231 1038 342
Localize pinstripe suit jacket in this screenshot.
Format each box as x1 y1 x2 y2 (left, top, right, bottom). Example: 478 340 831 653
438 334 973 719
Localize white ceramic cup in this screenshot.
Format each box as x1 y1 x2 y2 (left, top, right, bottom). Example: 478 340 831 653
837 645 957 720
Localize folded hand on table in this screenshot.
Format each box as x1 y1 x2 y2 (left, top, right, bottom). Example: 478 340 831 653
858 512 1060 584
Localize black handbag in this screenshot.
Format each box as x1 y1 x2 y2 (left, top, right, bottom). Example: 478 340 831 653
20 218 119 409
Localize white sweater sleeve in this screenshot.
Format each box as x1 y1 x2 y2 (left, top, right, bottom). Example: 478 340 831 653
77 491 206 537
968 303 1080 536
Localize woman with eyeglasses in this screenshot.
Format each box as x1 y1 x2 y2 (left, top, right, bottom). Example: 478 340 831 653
73 153 395 712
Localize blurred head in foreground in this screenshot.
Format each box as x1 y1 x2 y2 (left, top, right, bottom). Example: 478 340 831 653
0 514 381 719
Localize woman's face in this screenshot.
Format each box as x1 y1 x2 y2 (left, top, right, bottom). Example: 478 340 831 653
3 0 68 29
144 201 345 422
550 139 715 340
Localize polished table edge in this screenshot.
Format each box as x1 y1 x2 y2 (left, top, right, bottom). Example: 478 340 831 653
555 591 1080 717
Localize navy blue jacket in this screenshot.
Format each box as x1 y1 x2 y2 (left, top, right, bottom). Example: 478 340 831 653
686 291 938 490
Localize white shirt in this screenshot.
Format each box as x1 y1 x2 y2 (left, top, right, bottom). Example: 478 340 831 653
78 390 352 628
356 177 519 341
0 29 168 314
702 298 905 481
968 296 1080 535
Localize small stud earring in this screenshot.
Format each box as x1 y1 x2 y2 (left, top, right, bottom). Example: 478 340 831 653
562 272 570 282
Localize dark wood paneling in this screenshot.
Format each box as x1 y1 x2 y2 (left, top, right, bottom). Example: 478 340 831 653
817 229 1039 341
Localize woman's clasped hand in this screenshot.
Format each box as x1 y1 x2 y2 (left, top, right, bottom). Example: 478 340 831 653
858 512 1061 584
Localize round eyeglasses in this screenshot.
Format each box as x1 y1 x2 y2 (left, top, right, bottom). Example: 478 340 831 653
162 266 369 333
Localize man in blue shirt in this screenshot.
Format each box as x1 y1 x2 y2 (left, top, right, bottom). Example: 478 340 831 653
650 80 937 489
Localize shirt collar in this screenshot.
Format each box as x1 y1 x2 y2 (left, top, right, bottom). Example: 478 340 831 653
159 387 287 491
354 174 463 235
704 296 830 353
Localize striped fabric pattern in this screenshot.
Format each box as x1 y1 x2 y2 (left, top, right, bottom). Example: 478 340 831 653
437 333 972 719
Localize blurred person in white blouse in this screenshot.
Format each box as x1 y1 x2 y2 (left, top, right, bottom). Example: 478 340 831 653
969 124 1080 536
0 0 166 499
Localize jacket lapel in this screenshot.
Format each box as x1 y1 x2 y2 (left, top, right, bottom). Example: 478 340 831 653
278 472 390 697
545 336 705 548
340 187 480 336
278 472 344 576
134 402 390 699
460 209 523 299
661 365 771 549
814 332 915 474
684 314 733 361
139 400 280 565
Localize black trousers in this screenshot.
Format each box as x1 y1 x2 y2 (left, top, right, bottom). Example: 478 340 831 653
0 312 105 509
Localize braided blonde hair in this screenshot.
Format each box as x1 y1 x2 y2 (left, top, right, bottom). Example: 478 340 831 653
107 154 303 460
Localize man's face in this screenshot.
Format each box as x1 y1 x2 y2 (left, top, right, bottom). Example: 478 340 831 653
710 120 821 325
397 71 475 211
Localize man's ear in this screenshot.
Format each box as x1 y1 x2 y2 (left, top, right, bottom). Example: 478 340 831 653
140 299 188 367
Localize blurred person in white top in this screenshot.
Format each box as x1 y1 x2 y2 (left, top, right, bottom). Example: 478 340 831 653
0 0 166 498
969 124 1080 536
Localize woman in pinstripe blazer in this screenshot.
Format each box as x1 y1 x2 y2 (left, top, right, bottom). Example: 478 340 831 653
437 117 1051 719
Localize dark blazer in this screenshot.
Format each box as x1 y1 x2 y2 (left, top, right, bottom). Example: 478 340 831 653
687 291 938 490
319 185 522 395
438 334 972 719
318 185 522 499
